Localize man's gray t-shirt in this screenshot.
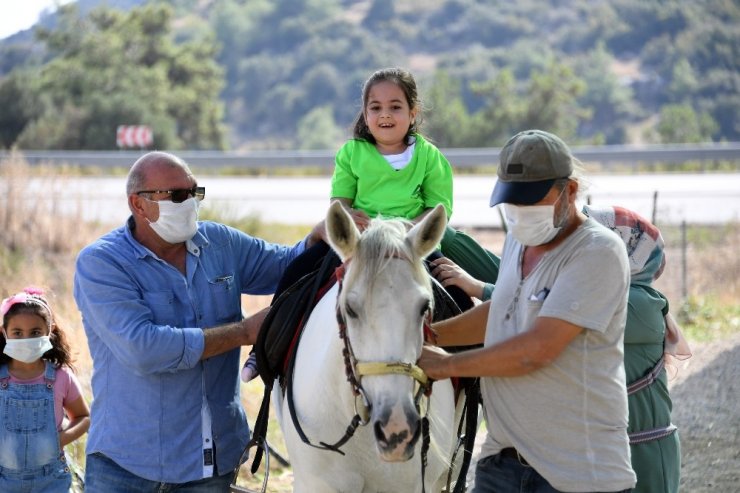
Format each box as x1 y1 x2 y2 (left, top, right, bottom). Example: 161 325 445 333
480 217 637 491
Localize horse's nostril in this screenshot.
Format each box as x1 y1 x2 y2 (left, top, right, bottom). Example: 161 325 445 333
409 417 421 445
374 421 389 447
403 406 422 445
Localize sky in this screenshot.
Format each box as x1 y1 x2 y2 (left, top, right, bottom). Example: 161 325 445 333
0 0 72 40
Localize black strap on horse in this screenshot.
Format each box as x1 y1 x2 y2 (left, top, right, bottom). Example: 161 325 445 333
284 255 370 456
445 375 480 493
282 250 366 455
428 278 483 493
246 250 341 474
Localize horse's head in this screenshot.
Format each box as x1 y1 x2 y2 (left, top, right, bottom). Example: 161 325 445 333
325 201 447 462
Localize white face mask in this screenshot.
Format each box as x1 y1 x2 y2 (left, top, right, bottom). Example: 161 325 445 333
147 197 200 244
3 336 53 364
503 189 569 246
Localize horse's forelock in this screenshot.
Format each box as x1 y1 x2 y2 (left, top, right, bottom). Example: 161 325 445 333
345 218 431 298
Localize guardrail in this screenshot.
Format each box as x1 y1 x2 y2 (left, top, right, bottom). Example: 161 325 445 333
2 142 739 169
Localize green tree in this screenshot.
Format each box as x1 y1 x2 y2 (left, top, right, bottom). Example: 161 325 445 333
656 104 719 143
669 58 699 102
16 3 225 150
461 62 588 146
574 44 637 144
0 70 43 148
466 68 523 146
424 70 474 147
296 105 345 150
518 62 589 141
363 0 395 28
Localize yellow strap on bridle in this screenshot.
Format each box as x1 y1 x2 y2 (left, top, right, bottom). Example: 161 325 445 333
355 361 429 386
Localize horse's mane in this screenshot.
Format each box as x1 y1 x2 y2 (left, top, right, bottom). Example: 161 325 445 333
344 217 432 299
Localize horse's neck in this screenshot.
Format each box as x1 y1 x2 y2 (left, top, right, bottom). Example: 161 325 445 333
294 283 357 416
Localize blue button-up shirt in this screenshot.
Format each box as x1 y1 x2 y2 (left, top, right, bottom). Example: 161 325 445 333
73 218 306 482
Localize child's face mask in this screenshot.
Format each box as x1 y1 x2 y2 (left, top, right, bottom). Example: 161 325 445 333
3 333 53 363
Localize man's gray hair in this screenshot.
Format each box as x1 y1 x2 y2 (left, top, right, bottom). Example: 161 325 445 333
554 157 588 200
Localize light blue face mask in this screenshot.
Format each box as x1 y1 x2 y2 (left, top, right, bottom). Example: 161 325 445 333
3 335 53 364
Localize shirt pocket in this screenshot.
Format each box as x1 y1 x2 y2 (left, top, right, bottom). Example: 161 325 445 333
4 396 50 434
207 273 239 322
142 291 177 327
524 299 545 330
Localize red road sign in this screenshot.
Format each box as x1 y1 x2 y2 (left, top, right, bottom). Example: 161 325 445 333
116 125 153 148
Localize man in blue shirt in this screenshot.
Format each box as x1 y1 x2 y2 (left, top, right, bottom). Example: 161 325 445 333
74 151 325 491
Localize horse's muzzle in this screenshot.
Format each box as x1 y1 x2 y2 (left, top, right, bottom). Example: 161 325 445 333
373 404 421 462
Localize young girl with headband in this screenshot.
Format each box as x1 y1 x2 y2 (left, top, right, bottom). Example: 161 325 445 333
0 287 90 492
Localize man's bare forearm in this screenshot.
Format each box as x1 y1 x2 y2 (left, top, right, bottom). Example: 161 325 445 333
201 307 269 360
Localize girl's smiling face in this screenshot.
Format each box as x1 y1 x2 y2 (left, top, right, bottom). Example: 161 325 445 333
364 80 417 154
3 313 49 340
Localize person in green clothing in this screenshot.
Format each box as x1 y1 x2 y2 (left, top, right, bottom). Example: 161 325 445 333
265 67 472 304
432 203 690 493
242 67 471 382
583 204 690 493
333 67 500 285
330 67 453 226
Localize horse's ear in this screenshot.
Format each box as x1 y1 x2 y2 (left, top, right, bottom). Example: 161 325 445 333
326 200 360 261
406 204 447 259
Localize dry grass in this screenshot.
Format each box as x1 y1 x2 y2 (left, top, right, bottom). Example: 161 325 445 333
1 155 737 492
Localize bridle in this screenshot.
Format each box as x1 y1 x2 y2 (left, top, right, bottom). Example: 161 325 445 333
334 258 434 425
285 254 435 492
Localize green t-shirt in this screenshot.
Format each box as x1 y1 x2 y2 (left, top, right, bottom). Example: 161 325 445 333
330 134 453 220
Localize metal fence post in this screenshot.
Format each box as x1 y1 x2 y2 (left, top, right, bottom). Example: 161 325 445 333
681 220 688 301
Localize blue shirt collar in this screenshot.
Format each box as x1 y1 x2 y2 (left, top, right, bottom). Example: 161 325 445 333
124 216 208 259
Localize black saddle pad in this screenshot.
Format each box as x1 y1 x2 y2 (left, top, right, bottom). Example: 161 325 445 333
254 251 341 387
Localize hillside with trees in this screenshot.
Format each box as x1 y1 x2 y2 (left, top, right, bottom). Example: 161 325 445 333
0 0 737 150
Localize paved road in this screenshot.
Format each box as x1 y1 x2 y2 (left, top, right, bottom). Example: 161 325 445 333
21 172 740 226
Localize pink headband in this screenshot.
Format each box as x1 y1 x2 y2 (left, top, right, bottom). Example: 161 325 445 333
1 287 53 329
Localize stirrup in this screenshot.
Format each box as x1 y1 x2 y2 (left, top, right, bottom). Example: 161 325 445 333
229 436 270 493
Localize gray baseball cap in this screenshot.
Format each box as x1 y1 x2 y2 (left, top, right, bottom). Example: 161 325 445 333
490 129 574 206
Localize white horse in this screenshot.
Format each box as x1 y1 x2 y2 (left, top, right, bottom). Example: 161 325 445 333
275 201 461 493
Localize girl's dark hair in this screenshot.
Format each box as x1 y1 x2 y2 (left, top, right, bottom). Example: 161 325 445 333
1 294 74 370
352 67 422 144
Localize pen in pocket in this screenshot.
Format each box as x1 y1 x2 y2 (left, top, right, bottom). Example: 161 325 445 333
529 288 550 301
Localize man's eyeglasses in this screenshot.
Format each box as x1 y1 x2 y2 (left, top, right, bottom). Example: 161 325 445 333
136 186 205 203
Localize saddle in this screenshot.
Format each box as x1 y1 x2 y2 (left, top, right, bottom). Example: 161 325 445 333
247 251 340 474
255 251 341 389
247 252 480 492
254 255 463 389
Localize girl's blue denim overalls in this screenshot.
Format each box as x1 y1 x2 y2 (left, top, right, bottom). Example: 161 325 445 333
0 361 72 492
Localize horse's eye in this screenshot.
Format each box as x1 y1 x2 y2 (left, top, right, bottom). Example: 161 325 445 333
345 303 358 319
420 300 431 317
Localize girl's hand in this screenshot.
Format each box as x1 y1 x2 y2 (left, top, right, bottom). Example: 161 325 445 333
59 395 90 448
331 198 371 232
430 257 486 299
347 208 371 232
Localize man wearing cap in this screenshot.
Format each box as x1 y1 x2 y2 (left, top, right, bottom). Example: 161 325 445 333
419 130 636 492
